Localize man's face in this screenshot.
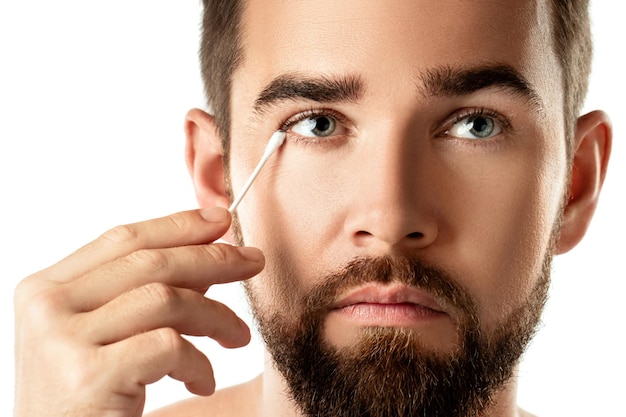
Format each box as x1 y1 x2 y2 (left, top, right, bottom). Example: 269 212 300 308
227 0 567 414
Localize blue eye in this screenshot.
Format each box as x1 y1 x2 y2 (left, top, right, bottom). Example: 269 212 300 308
448 115 502 139
291 115 337 137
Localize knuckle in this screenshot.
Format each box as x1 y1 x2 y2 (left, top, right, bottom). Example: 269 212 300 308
202 244 232 265
155 327 185 353
19 286 67 325
100 224 140 246
165 212 191 232
139 282 179 309
127 248 170 274
13 277 36 308
66 350 101 392
14 272 55 306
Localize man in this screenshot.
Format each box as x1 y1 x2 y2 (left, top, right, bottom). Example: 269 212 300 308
13 0 612 416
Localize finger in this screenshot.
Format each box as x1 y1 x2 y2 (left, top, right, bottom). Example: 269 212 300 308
38 207 233 284
65 242 264 311
77 283 251 348
100 328 216 396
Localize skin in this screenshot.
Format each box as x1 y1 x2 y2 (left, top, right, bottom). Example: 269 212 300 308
230 0 565 351
13 1 611 417
185 0 610 415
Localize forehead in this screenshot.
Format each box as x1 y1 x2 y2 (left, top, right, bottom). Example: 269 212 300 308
234 0 561 118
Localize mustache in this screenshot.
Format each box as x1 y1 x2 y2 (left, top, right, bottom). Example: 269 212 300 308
301 255 478 325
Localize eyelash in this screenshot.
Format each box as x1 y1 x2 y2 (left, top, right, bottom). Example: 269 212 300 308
278 106 512 144
440 107 512 137
279 107 350 144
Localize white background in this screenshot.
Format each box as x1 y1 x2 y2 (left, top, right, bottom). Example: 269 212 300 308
0 2 623 416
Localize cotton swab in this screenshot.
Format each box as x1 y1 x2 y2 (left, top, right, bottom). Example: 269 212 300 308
228 130 287 213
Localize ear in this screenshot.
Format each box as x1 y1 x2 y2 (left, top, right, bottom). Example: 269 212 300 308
556 110 612 254
184 108 231 209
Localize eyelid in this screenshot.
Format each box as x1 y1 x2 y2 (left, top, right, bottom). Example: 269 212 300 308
438 107 512 138
280 107 351 132
276 106 512 143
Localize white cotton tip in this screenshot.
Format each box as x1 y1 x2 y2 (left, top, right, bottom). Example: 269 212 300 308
228 131 286 213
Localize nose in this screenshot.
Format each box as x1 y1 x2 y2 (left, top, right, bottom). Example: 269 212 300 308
343 128 439 252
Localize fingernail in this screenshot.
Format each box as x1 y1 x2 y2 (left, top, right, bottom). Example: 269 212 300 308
237 247 264 263
199 207 229 222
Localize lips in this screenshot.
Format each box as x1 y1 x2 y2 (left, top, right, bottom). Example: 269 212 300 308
332 283 447 314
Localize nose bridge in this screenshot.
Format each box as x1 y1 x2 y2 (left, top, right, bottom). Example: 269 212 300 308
344 124 438 250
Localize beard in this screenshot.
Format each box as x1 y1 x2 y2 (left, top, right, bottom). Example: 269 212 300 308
245 254 551 417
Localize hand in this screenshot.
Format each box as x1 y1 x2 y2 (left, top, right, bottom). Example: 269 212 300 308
13 207 264 417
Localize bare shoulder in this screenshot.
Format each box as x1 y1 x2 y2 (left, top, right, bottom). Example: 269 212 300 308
145 376 262 417
518 406 538 417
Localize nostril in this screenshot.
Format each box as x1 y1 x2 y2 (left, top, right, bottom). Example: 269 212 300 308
356 230 424 239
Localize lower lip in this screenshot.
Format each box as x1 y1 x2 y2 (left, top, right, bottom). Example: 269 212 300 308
331 303 446 326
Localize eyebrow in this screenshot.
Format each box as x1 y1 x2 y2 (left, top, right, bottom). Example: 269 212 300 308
252 73 365 116
417 64 544 114
251 63 544 117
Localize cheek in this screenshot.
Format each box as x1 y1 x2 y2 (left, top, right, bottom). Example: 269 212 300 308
234 145 347 307
269 147 348 263
445 141 566 326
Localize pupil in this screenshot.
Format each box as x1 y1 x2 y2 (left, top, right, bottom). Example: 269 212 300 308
315 117 331 132
470 117 492 137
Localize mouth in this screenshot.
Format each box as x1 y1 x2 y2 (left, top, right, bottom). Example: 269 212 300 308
330 283 449 327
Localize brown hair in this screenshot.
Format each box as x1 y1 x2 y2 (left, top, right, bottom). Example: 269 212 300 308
199 0 591 161
199 0 245 172
549 0 592 157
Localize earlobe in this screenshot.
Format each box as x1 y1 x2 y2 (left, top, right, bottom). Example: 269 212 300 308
556 110 612 254
184 108 231 209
